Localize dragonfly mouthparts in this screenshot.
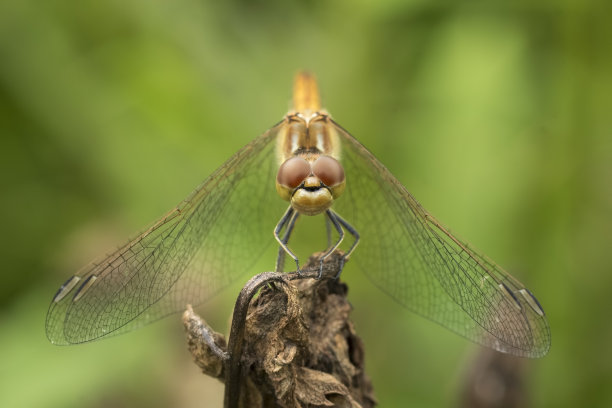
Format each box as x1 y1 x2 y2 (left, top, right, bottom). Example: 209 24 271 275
301 184 326 192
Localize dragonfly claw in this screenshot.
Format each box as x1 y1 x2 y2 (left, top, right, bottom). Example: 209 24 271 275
334 256 346 279
317 259 325 279
295 259 302 276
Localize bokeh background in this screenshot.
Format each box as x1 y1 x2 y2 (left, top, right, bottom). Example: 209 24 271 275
1 0 611 407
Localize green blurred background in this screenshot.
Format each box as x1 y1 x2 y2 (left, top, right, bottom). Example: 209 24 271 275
1 0 611 407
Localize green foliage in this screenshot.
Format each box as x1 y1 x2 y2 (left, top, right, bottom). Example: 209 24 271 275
1 0 611 406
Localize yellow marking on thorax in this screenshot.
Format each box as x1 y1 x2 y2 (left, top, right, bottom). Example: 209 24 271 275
276 73 341 165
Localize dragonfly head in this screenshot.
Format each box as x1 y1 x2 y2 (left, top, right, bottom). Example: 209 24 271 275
276 155 345 216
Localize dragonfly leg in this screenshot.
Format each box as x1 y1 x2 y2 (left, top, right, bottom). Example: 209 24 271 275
328 210 360 279
274 206 301 273
325 215 333 249
318 210 346 279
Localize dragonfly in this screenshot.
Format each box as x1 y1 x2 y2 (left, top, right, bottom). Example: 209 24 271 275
46 73 550 358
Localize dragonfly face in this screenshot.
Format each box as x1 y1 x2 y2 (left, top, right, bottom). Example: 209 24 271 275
46 72 550 359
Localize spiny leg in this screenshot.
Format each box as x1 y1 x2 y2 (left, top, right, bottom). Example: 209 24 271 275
325 215 333 249
317 210 346 278
273 206 292 272
328 210 360 279
274 206 301 273
275 210 299 272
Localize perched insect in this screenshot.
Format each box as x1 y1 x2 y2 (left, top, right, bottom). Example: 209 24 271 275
47 73 550 358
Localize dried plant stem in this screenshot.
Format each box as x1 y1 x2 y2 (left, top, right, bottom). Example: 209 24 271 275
183 252 376 408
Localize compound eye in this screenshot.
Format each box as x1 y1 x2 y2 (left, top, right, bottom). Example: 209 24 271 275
277 157 311 189
312 155 344 187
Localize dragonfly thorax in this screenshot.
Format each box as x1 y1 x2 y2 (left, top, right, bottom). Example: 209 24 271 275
275 112 345 216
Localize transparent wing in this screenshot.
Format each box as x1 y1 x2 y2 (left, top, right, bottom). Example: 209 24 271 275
332 121 551 358
46 123 287 344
